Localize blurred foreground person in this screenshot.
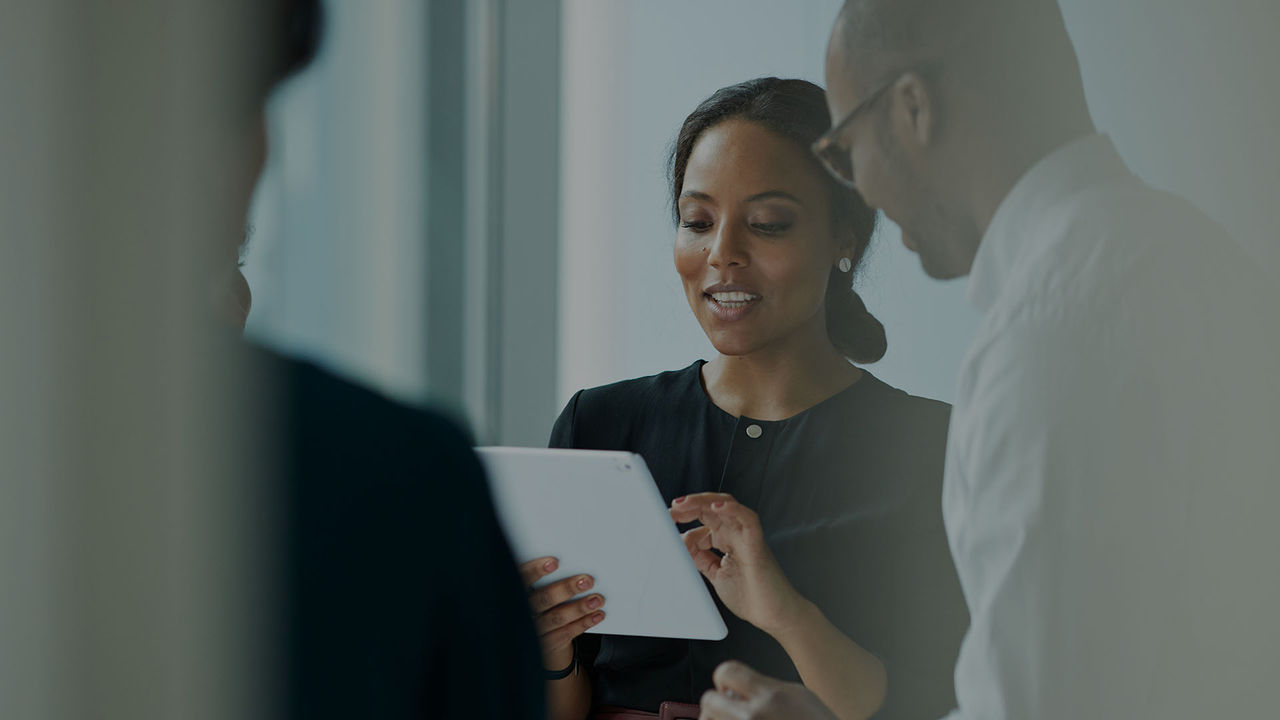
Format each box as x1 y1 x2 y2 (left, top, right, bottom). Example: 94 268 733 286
228 3 544 717
699 0 1280 718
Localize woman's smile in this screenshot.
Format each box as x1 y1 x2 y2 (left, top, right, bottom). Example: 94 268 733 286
704 285 763 321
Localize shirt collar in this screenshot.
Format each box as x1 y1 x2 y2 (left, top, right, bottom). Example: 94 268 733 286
966 134 1131 312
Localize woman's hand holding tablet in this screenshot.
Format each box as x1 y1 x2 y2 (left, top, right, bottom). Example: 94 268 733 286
518 556 605 671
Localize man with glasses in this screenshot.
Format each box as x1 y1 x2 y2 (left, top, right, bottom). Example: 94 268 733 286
698 0 1280 718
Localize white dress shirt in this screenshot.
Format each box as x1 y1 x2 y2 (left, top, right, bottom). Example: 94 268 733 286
943 135 1280 719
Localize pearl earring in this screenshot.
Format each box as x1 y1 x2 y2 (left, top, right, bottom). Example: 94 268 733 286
838 257 852 273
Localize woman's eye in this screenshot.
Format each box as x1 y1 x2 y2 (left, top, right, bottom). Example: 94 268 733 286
751 222 791 234
679 220 713 232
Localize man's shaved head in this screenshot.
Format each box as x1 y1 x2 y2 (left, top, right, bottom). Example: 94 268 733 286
831 0 1087 108
830 0 953 84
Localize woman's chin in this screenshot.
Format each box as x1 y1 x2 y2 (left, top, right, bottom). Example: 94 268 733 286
707 334 766 359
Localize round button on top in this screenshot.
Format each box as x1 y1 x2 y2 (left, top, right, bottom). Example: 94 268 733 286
745 424 763 439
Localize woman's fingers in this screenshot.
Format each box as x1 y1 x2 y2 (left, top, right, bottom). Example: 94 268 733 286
669 492 735 524
681 526 722 577
672 494 762 557
539 607 607 655
529 572 595 614
518 557 595 614
682 524 714 553
534 592 606 636
518 556 559 588
672 494 758 532
708 498 759 534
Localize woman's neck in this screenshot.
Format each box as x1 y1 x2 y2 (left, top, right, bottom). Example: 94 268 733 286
702 327 862 422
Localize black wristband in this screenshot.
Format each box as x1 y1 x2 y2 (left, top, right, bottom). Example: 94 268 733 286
544 642 578 681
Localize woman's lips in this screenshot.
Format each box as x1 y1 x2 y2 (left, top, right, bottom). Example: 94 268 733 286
704 290 762 321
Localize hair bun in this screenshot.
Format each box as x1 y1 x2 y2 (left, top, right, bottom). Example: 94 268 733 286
827 287 886 364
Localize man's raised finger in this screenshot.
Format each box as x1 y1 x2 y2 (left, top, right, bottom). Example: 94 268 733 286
698 688 746 719
712 660 774 701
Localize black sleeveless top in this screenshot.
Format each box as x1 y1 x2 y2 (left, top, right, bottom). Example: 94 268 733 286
549 361 966 719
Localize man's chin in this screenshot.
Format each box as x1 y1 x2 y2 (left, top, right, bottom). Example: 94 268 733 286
901 229 919 252
919 256 965 280
901 228 977 280
912 240 971 280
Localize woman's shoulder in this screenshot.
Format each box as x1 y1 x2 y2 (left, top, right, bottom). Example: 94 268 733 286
832 372 952 468
814 373 953 514
856 372 951 428
572 360 704 410
550 361 705 448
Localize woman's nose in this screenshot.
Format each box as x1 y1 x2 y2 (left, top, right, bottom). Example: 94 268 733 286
706 222 749 269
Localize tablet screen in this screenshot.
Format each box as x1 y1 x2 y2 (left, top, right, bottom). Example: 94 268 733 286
478 447 727 641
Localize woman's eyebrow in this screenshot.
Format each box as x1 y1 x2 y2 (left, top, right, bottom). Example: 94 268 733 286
680 189 804 205
745 190 803 205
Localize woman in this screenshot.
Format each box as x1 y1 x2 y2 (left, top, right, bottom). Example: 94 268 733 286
524 78 966 720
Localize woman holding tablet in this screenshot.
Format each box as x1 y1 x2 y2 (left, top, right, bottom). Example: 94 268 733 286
532 78 966 720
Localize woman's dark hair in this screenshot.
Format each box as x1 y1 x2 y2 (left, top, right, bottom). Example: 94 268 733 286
668 77 886 364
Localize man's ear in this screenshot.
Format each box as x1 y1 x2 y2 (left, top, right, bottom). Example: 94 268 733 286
890 72 934 151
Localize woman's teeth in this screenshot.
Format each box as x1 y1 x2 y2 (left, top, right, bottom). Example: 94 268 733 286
709 291 761 307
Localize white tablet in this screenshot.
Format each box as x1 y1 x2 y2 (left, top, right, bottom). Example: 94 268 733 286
477 447 728 641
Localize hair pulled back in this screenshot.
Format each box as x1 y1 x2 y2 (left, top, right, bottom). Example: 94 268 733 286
668 77 886 363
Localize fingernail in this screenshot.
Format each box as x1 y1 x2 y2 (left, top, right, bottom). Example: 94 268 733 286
591 612 605 624
577 576 592 591
586 595 603 610
673 496 687 504
544 559 557 572
712 501 725 509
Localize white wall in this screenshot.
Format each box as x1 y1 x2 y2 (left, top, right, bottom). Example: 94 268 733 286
558 0 1280 413
1062 0 1280 278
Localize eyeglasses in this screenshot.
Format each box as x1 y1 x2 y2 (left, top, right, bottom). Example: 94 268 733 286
810 75 900 190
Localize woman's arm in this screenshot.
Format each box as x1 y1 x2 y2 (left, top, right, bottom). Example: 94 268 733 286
670 494 886 720
519 557 603 720
764 594 886 720
545 649 593 720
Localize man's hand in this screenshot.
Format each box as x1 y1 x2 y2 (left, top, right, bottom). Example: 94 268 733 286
699 661 840 720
